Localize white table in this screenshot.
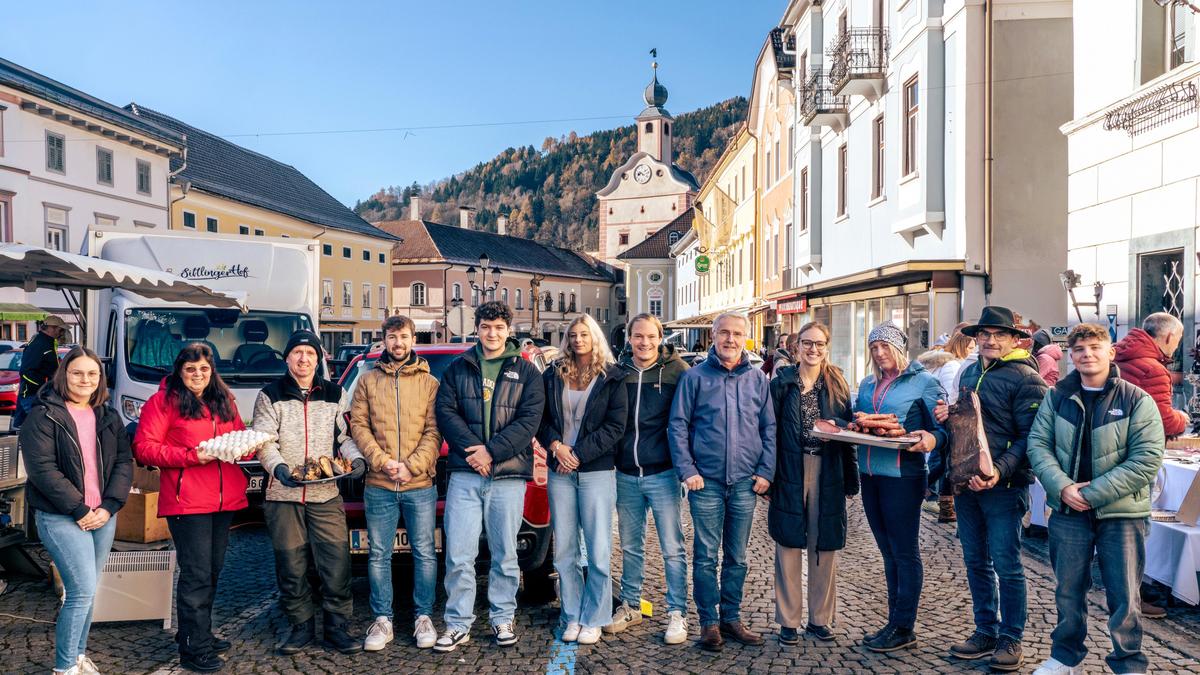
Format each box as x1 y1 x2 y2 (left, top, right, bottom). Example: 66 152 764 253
1144 519 1200 605
1028 459 1199 527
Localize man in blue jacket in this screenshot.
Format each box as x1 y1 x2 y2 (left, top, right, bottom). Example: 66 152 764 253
669 312 776 652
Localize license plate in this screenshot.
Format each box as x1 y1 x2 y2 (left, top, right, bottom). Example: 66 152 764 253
246 474 264 493
349 528 443 554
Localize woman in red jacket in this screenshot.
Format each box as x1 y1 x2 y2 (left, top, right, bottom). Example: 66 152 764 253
134 343 248 673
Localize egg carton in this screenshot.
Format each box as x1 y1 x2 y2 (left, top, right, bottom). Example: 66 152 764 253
197 430 275 464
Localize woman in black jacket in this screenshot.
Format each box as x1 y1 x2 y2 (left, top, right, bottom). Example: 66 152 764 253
768 322 858 645
537 314 627 646
20 346 133 674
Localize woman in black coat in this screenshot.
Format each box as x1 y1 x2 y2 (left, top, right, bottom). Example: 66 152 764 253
20 346 133 674
768 322 858 645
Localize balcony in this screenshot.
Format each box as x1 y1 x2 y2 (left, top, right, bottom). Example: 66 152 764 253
829 28 889 100
799 68 849 131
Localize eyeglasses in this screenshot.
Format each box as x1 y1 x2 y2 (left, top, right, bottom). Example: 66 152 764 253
975 330 1013 342
67 370 100 381
800 340 828 351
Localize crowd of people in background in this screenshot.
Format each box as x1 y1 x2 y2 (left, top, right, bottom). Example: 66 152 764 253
16 300 1181 675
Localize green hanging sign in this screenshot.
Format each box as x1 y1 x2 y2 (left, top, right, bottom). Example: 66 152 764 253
695 254 711 274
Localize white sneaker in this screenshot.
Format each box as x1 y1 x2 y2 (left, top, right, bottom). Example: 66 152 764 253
664 610 688 645
363 616 393 651
577 626 602 645
604 602 643 634
53 666 81 675
492 622 517 647
433 628 470 653
1032 658 1081 675
561 622 581 642
414 614 436 649
76 655 100 675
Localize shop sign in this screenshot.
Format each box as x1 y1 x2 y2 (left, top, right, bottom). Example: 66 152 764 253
696 255 710 274
778 297 808 314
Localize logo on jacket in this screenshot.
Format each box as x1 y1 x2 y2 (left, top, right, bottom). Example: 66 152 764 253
504 371 520 380
1108 408 1124 417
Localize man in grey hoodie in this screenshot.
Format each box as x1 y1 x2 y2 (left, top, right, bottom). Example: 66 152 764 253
668 312 776 652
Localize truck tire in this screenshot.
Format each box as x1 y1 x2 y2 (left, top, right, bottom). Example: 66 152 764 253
520 542 556 605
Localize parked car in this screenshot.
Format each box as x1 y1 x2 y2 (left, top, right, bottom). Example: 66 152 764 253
334 342 555 596
0 340 23 353
0 347 70 418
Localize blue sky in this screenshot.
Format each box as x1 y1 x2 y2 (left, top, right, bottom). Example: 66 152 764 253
2 1 783 207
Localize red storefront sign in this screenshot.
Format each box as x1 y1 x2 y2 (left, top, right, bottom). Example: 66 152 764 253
778 297 807 314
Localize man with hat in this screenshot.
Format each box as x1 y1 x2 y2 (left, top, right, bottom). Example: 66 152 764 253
935 306 1047 671
252 329 367 656
13 315 67 428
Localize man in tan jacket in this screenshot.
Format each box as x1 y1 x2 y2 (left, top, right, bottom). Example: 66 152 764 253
350 315 441 652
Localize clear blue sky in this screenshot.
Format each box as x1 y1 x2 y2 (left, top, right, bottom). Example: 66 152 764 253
2 1 783 207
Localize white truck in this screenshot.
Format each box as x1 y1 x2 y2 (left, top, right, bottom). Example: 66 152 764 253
83 230 321 429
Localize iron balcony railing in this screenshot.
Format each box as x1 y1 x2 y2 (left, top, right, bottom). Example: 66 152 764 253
799 68 849 123
828 27 890 92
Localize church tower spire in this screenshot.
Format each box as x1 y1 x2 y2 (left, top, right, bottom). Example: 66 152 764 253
637 59 673 163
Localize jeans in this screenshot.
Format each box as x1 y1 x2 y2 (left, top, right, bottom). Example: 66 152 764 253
442 472 526 631
615 470 688 615
688 477 758 626
859 473 925 630
549 469 616 628
954 486 1029 641
166 511 235 658
1048 510 1149 674
364 485 438 619
12 393 35 428
37 510 117 671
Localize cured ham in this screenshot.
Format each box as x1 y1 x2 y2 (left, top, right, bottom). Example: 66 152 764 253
946 389 995 491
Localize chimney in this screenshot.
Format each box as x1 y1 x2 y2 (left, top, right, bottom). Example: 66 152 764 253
497 215 508 236
458 206 473 229
409 196 421 221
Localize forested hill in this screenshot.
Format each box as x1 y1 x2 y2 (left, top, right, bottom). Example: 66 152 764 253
354 97 747 251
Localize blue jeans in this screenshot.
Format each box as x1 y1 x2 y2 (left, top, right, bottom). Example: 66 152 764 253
860 474 925 630
364 484 438 619
616 470 687 615
549 469 616 628
37 510 117 671
442 472 526 631
954 486 1029 641
688 477 757 626
1048 510 1149 674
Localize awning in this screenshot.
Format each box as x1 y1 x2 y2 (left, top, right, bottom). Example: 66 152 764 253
0 243 243 309
413 319 437 331
0 302 48 322
664 311 720 329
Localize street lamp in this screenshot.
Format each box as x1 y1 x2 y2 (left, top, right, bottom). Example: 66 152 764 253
466 253 501 300
530 272 546 338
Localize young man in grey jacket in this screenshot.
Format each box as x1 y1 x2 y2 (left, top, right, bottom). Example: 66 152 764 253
668 312 776 652
253 330 366 656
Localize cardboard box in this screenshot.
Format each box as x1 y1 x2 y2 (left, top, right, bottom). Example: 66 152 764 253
115 489 171 543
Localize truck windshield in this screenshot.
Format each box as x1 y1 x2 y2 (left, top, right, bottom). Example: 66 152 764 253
125 308 314 383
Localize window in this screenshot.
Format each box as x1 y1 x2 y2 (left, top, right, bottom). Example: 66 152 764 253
664 122 670 135
182 211 196 229
411 282 427 306
568 292 576 312
378 252 386 264
362 283 372 308
452 282 462 301
206 216 218 233
0 104 5 157
0 192 12 242
342 281 352 306
501 288 509 305
766 150 772 185
46 205 68 251
774 140 781 181
136 160 151 195
471 287 479 307
649 299 663 317
558 292 565 312
239 225 250 236
872 114 885 199
785 221 793 270
46 132 65 173
94 214 116 228
903 76 919 176
800 168 809 232
605 308 610 322
254 228 265 237
378 284 387 308
837 144 848 217
322 243 332 256
322 280 334 306
342 246 351 258
1169 4 1196 70
515 288 523 310
362 249 371 262
280 233 289 238
645 122 653 133
96 147 113 185
618 232 629 246
787 127 795 170
668 230 682 246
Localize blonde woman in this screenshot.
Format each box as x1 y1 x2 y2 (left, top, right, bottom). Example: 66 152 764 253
537 314 628 645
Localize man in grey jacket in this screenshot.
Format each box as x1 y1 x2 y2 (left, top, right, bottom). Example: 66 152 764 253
668 312 776 652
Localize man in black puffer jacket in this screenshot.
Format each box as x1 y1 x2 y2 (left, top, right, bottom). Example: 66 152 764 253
433 301 545 652
937 307 1048 672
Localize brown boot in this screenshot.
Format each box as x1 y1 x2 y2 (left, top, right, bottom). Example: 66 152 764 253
699 624 724 652
938 496 957 523
719 621 764 646
1141 599 1166 619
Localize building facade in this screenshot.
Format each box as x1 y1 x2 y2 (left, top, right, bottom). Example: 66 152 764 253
773 0 1072 386
0 58 184 341
1063 0 1198 376
126 106 400 352
617 209 692 331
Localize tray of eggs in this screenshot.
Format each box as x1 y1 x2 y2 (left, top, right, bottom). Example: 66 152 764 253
197 429 274 464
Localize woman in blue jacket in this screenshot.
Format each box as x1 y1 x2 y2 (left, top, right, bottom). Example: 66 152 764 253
855 322 945 653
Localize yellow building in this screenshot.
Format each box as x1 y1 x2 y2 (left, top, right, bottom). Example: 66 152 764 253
128 105 399 351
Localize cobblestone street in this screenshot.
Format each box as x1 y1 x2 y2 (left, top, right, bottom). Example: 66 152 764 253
2 496 1198 674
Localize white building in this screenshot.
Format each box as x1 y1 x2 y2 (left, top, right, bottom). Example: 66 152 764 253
0 57 183 341
1063 0 1198 372
669 226 705 347
778 0 1073 385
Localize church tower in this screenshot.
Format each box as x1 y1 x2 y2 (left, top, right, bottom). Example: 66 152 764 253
637 63 674 163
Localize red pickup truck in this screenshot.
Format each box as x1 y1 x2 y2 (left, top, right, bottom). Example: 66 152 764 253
336 342 554 598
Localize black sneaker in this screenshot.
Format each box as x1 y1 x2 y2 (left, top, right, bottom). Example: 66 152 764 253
180 651 224 673
806 624 835 641
276 618 314 655
434 628 471 653
949 631 998 659
865 625 916 653
492 622 517 647
211 638 231 654
778 627 799 645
